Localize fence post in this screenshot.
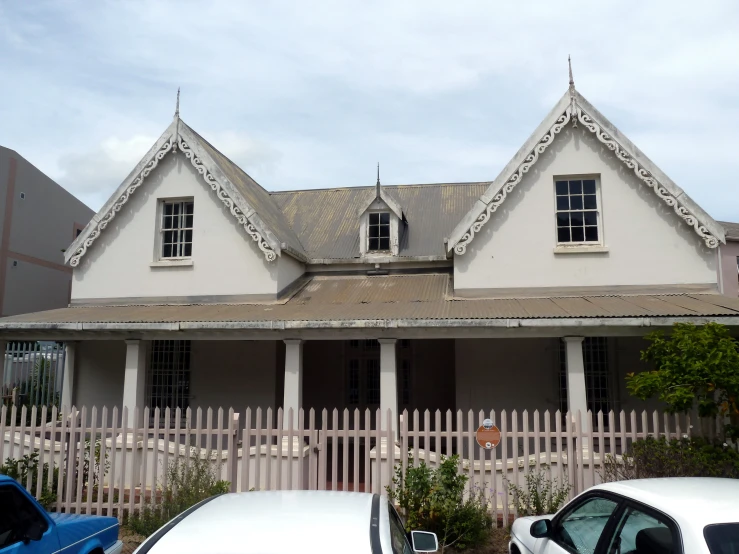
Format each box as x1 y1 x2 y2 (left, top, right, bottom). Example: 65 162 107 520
228 409 238 493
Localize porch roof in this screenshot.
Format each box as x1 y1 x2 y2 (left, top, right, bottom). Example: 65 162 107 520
1 274 739 334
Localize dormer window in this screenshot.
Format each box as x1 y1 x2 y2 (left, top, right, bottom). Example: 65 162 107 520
368 212 391 251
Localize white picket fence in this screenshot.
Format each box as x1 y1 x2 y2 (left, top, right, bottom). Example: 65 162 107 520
0 405 691 525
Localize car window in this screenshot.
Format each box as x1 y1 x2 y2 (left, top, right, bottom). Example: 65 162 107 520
704 524 739 554
606 505 676 554
553 496 619 554
388 505 413 554
0 484 48 549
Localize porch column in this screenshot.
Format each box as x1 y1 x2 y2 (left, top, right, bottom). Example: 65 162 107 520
283 339 303 429
0 340 6 401
61 342 77 409
563 336 589 439
122 340 146 425
378 338 398 436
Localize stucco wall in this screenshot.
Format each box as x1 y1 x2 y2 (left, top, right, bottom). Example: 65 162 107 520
454 125 718 292
74 340 127 410
3 259 72 316
719 242 739 297
71 153 300 301
189 340 278 414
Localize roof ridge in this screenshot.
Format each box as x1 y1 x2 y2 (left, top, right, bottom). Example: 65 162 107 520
270 181 492 196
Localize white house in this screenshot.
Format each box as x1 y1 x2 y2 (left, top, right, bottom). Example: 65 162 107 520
1 77 738 435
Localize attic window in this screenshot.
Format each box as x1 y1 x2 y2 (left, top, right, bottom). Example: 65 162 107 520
555 178 600 244
368 212 390 251
160 199 194 258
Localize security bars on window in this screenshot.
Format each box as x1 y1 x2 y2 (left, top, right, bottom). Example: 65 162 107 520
558 337 611 416
368 212 390 251
161 200 194 258
346 339 411 408
148 340 191 411
555 179 599 243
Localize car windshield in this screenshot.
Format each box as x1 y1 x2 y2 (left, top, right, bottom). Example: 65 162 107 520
704 523 739 554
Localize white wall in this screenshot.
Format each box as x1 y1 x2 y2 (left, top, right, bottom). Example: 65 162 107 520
454 125 718 292
455 338 560 414
72 153 302 301
74 340 127 409
189 340 278 413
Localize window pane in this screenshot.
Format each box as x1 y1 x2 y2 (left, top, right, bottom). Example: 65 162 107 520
369 238 379 250
164 203 173 216
369 213 379 225
379 212 390 224
185 215 194 228
583 212 598 226
379 237 390 250
569 180 582 194
184 202 194 215
369 225 379 239
608 507 673 554
172 203 180 215
556 196 570 210
585 226 599 242
558 227 571 242
570 212 584 226
572 227 585 242
584 194 598 209
184 243 192 257
555 496 619 554
556 213 570 227
705 523 739 554
163 216 173 230
555 181 569 195
163 244 172 258
184 230 193 243
379 224 390 239
570 195 583 210
583 179 596 194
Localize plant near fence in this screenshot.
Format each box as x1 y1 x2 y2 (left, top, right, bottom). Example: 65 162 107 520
1 451 60 510
600 436 739 482
125 448 229 537
504 465 570 517
80 438 110 494
387 454 492 553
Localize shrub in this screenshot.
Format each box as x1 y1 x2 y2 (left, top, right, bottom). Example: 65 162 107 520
125 450 229 537
600 436 739 482
387 454 492 553
1 451 60 510
505 465 570 517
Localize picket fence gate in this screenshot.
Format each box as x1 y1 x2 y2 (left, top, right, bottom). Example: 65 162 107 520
0 404 692 526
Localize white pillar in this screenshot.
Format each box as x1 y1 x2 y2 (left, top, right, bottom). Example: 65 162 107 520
283 339 303 429
0 340 6 400
563 336 589 440
122 340 146 425
61 342 77 409
378 338 398 436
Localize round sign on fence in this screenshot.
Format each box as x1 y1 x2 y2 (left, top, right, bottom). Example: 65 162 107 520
476 424 501 449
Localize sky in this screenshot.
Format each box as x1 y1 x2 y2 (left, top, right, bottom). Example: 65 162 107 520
0 1 738 221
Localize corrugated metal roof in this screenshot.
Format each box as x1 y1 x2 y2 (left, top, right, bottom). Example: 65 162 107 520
2 275 739 327
719 221 739 241
271 183 489 259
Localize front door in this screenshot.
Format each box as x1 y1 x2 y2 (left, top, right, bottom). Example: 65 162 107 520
346 339 382 417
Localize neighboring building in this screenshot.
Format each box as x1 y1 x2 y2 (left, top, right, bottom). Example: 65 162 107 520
719 221 739 297
0 79 738 431
0 146 94 317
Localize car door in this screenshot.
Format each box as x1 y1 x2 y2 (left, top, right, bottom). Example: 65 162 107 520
537 494 621 554
0 484 60 554
601 502 681 554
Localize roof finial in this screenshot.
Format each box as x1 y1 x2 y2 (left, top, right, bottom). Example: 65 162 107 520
376 162 381 197
568 55 575 96
175 87 180 118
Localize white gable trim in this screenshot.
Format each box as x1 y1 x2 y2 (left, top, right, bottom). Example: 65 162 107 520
65 120 284 267
448 91 724 256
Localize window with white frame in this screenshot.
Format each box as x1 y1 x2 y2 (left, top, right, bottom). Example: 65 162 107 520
555 178 600 244
368 212 391 251
160 199 194 259
148 340 191 411
558 337 611 416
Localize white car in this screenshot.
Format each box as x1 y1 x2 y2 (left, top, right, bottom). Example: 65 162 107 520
133 490 439 554
509 477 739 554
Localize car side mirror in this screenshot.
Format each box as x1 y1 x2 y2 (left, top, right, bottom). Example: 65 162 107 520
530 519 552 539
410 530 439 552
22 520 45 543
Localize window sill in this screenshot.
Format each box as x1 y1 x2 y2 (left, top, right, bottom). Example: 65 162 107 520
553 245 609 254
150 259 194 268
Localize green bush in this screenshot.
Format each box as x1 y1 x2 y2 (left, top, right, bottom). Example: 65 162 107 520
125 450 229 537
1 451 60 510
505 465 570 517
387 454 492 553
600 436 739 482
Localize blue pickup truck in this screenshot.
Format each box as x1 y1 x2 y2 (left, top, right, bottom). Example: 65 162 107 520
0 474 122 554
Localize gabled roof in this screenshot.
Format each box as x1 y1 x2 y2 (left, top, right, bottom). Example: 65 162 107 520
65 117 307 267
448 88 726 255
358 175 405 221
271 182 487 260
